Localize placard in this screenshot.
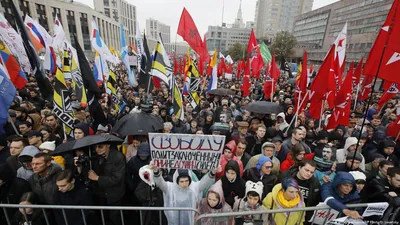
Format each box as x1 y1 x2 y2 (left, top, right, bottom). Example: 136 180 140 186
309 203 340 225
362 202 389 217
149 133 226 170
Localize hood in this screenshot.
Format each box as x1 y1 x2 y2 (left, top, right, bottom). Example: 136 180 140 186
335 125 347 137
344 137 358 152
331 172 357 196
207 182 226 206
172 169 198 188
224 140 236 154
277 112 286 120
256 155 272 173
74 123 91 136
224 159 240 177
372 130 386 142
28 113 42 130
19 146 40 158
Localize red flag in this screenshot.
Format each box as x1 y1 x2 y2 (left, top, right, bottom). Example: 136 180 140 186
206 57 212 76
308 46 336 119
294 51 308 113
152 77 161 88
198 56 204 76
378 83 399 110
387 115 400 139
202 34 210 62
218 58 227 76
242 58 251 97
177 8 205 59
263 78 274 100
173 55 178 75
326 61 354 130
352 57 363 90
333 54 343 94
269 54 281 81
236 60 242 79
364 0 400 85
247 29 265 75
359 76 374 101
226 63 233 74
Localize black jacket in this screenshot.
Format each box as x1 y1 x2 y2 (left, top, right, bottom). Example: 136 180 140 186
220 160 246 207
0 147 10 166
28 164 62 204
12 209 53 225
242 167 278 199
238 152 252 168
126 155 151 192
245 135 265 156
91 148 126 203
53 181 93 225
364 178 400 206
279 167 321 207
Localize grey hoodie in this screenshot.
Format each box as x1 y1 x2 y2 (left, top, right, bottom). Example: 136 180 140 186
245 142 281 174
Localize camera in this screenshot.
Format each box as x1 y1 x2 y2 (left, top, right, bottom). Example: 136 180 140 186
76 155 91 167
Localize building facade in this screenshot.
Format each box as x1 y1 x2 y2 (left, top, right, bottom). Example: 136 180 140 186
205 25 251 53
94 0 137 45
146 18 171 44
293 0 393 65
254 0 313 38
1 0 125 58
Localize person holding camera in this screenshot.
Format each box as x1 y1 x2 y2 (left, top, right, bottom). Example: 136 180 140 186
75 142 126 225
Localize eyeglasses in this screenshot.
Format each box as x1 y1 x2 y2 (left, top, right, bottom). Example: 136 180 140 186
263 166 273 169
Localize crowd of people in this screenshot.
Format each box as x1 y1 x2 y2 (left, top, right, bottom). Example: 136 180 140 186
0 61 400 225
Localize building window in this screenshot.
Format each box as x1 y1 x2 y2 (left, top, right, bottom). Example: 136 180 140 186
52 7 61 23
19 0 30 16
104 8 110 17
104 0 109 7
35 4 48 31
80 13 91 50
67 10 77 47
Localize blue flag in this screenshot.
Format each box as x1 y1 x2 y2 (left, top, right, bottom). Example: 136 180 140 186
0 63 16 134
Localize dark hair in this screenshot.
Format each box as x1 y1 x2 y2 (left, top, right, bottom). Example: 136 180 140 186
11 137 29 147
282 178 299 191
45 113 57 119
237 138 248 146
20 192 40 204
387 167 400 178
292 127 302 135
290 143 305 160
247 190 261 199
298 159 317 168
33 153 52 163
379 160 394 169
19 121 32 128
15 107 27 114
56 169 74 182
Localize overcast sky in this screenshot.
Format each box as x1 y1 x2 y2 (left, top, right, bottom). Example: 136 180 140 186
75 0 340 40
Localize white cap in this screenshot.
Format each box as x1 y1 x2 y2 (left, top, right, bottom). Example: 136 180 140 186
39 141 56 151
349 171 366 181
245 181 264 198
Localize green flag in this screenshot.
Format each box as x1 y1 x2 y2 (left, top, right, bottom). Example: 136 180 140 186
260 42 272 64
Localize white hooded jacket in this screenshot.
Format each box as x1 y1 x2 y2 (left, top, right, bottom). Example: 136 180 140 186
154 169 215 225
336 137 365 171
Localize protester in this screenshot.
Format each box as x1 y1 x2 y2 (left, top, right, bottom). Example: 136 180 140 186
321 172 362 219
234 139 251 167
7 137 28 172
246 142 280 174
12 192 54 225
197 182 233 225
233 181 267 224
262 178 305 225
278 127 311 162
245 124 267 155
216 140 244 180
336 137 366 171
16 146 40 180
151 162 217 225
216 160 246 208
0 134 10 165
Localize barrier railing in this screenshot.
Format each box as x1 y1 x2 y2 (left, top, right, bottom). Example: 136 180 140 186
0 204 199 225
1 202 397 225
195 203 397 225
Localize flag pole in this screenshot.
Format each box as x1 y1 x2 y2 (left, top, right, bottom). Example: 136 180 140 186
270 79 274 102
295 92 302 127
8 114 20 135
285 91 309 135
318 99 325 131
353 84 360 111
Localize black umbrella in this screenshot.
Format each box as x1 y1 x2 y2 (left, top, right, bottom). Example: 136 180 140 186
111 112 164 136
209 88 235 96
243 101 284 114
72 133 123 149
52 140 77 155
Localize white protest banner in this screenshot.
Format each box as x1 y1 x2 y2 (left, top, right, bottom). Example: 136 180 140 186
149 133 226 170
327 217 367 225
362 202 389 217
309 203 340 225
225 73 233 80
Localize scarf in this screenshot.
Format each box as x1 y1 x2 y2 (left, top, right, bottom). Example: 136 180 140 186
276 190 301 208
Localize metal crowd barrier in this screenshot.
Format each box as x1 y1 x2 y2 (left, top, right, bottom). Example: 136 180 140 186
0 204 199 225
195 203 398 225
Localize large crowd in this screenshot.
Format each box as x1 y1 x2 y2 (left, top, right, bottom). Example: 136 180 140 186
0 61 400 225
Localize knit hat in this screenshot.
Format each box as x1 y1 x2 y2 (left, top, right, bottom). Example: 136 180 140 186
176 169 192 185
137 142 150 157
271 136 283 143
383 139 396 149
349 171 366 182
39 141 56 151
256 155 272 173
346 151 363 162
245 181 264 199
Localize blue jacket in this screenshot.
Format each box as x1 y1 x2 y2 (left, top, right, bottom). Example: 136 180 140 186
321 172 359 212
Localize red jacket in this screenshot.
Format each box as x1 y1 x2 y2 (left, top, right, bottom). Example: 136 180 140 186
216 140 244 180
280 152 314 172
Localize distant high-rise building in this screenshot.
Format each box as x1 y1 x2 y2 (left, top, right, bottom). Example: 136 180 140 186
94 0 137 45
205 26 251 52
254 0 314 38
233 0 245 28
146 18 171 44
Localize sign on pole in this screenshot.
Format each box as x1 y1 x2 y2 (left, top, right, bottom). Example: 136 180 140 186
149 133 226 170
